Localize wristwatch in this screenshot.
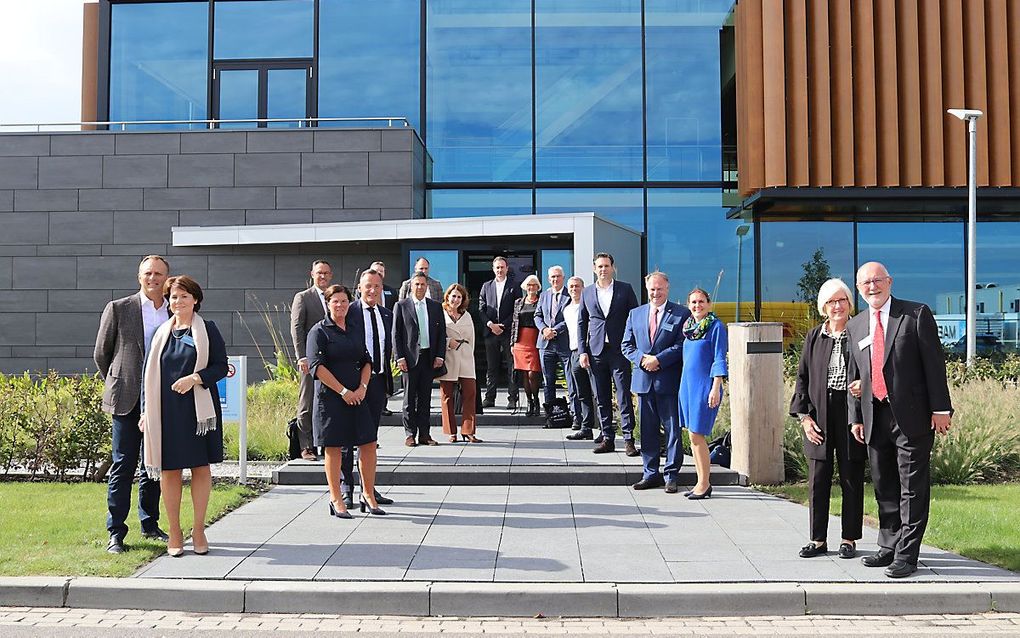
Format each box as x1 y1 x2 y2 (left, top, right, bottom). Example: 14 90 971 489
361 383 369 390
339 387 349 397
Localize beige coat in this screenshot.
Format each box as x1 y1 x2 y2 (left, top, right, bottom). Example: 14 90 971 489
438 310 476 381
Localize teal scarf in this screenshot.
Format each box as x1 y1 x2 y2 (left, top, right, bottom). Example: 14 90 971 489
683 312 716 341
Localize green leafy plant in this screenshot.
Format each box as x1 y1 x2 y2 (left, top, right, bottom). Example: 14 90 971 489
237 294 300 384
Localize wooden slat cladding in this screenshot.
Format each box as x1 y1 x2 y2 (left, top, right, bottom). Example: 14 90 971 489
736 0 1016 196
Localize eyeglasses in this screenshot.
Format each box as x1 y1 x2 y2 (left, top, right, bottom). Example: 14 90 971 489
857 277 890 288
825 298 850 307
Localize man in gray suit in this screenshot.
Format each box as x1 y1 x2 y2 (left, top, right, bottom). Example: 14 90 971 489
291 259 333 461
94 255 170 554
398 257 443 301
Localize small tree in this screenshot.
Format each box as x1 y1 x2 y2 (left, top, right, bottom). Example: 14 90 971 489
796 248 832 321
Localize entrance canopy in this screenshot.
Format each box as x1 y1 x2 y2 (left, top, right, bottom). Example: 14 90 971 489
172 212 643 286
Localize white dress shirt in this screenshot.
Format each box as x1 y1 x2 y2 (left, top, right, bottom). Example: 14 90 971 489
596 280 614 317
361 302 386 373
139 292 167 354
867 296 892 339
563 302 581 351
494 278 507 315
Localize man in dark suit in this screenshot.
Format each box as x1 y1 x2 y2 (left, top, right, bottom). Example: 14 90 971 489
479 256 522 409
622 271 690 492
394 271 447 447
578 252 640 455
534 265 572 415
291 259 333 461
94 255 170 553
346 268 395 507
370 260 398 311
398 257 443 301
847 261 953 578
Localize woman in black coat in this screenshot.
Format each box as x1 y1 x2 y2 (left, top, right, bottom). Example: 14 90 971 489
789 278 867 559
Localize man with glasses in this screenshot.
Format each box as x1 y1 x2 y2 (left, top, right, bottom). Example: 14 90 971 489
846 262 952 578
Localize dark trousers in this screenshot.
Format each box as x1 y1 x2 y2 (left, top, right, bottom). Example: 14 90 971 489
807 391 865 542
484 334 519 403
869 399 934 564
568 350 596 430
402 349 435 441
107 401 161 540
296 370 315 450
589 345 636 442
341 373 387 495
638 391 682 481
540 346 572 406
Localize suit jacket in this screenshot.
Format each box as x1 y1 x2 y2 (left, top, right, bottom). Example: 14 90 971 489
790 324 867 461
291 286 327 363
479 277 521 339
533 287 570 353
398 276 443 302
393 296 447 368
621 301 690 395
381 284 398 310
348 299 394 375
577 280 640 357
94 293 171 415
846 297 952 442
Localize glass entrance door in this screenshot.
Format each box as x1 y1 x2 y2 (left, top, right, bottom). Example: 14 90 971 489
213 62 313 127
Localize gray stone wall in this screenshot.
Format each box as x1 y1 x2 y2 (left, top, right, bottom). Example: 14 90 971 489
0 128 424 377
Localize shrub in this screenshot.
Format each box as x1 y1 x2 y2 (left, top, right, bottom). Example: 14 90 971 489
222 379 296 461
930 380 1020 484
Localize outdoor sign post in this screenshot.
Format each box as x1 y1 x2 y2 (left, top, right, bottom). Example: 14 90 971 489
217 356 248 485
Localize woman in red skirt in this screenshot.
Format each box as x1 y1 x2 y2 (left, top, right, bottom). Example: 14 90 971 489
510 274 543 416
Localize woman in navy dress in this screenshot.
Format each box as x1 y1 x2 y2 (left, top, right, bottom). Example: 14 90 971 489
307 284 384 518
141 275 227 556
678 287 728 500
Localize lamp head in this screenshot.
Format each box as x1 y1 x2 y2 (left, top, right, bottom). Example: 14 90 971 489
735 225 750 237
947 108 983 121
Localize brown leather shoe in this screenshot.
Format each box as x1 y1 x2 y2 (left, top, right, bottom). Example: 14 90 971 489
419 437 440 446
593 439 616 454
404 436 417 447
301 448 318 461
624 440 639 457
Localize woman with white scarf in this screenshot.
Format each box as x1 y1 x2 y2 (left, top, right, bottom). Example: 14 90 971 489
141 275 228 557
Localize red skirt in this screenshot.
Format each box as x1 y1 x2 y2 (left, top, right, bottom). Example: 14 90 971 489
512 327 541 372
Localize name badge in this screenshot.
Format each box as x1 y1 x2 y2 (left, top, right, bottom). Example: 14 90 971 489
181 335 196 348
662 322 674 332
857 335 872 350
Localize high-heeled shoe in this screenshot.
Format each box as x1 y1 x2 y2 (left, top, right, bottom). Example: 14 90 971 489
167 546 184 557
191 532 209 555
359 497 386 515
449 435 458 443
686 485 713 500
461 434 483 443
329 500 353 519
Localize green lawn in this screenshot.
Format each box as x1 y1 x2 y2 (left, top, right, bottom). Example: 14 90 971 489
758 482 1020 572
0 482 257 577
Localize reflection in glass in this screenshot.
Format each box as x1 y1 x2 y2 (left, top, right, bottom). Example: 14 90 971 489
427 0 532 182
109 2 208 129
536 188 644 232
429 189 533 218
214 0 314 60
645 0 732 181
217 70 259 129
267 69 308 127
536 0 643 181
319 0 420 130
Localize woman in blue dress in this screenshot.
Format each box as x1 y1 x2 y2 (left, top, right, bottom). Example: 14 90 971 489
141 275 227 556
678 287 728 499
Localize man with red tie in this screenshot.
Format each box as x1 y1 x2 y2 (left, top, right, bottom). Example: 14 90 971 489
846 261 952 578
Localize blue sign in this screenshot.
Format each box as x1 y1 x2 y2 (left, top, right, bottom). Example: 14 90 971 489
217 356 245 421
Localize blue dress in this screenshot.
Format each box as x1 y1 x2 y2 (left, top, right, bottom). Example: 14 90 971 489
158 321 227 470
679 318 729 436
307 317 376 448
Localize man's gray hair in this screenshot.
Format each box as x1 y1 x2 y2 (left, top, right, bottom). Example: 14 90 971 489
644 270 669 284
547 265 565 276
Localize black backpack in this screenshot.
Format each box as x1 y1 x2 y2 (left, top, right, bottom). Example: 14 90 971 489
543 397 573 429
286 417 302 460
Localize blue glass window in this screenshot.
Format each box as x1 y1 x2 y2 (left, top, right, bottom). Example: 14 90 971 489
976 222 1020 351
427 0 533 182
536 188 643 232
429 189 533 218
409 250 459 290
536 0 643 182
109 2 208 128
266 68 308 127
214 0 314 60
319 0 419 130
760 222 854 304
218 69 259 128
645 0 733 181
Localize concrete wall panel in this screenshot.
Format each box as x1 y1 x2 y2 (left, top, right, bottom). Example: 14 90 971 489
38 156 103 189
48 211 113 245
102 155 168 188
0 157 39 189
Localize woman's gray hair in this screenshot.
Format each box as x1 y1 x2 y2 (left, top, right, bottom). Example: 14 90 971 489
520 274 542 291
816 278 855 317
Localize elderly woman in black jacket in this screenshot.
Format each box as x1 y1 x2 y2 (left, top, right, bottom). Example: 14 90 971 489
790 277 867 560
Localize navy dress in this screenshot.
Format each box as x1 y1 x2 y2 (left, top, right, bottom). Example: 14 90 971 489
307 317 376 448
158 321 228 470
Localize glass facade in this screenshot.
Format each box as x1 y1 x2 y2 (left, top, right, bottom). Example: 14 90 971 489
213 0 314 60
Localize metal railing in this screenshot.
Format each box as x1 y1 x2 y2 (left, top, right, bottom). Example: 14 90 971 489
0 116 411 133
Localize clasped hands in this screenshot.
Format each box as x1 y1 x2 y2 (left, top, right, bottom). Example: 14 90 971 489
339 384 366 405
639 354 660 372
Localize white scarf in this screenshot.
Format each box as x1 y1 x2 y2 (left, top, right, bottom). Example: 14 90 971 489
141 312 218 479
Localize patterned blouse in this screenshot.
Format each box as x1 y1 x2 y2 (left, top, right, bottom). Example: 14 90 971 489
821 322 848 391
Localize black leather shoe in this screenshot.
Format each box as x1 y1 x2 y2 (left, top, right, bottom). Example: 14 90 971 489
381 408 394 417
107 536 125 554
482 398 495 409
373 490 394 506
885 560 917 578
632 476 665 490
664 480 678 494
838 542 857 559
566 429 593 441
342 492 354 509
798 542 828 558
624 440 639 457
571 422 582 431
506 398 519 410
861 549 895 567
593 440 615 454
141 527 169 542
686 485 713 499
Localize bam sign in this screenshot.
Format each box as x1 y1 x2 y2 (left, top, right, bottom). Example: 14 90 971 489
935 318 966 346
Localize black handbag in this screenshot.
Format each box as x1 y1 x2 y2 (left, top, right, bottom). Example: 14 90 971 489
286 417 302 460
543 397 573 428
708 431 732 468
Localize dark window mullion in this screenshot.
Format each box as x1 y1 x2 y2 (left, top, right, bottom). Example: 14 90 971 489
258 67 269 127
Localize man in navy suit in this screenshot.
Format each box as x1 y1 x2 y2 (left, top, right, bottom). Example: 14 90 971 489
577 252 640 455
533 265 572 414
345 268 395 507
622 272 690 492
479 256 522 409
394 271 447 447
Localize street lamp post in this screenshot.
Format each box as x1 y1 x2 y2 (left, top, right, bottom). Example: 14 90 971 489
947 108 983 367
735 225 750 322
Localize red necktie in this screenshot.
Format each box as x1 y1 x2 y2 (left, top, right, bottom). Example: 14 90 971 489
871 309 888 401
649 306 659 341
